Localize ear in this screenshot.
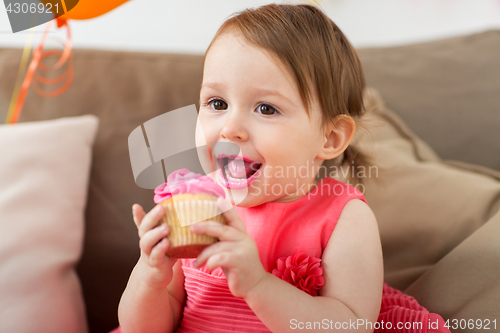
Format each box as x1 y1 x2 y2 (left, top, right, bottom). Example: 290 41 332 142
317 115 356 160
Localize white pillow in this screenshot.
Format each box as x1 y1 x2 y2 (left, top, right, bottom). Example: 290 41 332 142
0 115 99 333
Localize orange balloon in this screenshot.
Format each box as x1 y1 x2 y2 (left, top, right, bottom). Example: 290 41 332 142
40 0 129 21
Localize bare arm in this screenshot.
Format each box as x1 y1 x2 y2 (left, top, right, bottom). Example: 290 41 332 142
118 258 186 333
118 204 187 333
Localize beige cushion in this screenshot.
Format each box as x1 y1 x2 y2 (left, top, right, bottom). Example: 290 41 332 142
337 87 500 320
357 30 500 171
0 115 98 333
406 209 500 323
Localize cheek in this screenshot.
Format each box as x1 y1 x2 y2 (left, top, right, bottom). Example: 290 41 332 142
281 124 319 151
195 116 218 174
256 130 302 163
195 117 206 147
196 113 219 143
260 126 321 167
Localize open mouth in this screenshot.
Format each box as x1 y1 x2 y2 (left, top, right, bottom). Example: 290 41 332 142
217 155 262 189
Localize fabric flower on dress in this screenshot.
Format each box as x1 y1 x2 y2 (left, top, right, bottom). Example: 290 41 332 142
272 250 325 296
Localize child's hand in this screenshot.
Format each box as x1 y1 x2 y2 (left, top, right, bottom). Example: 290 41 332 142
190 197 267 298
132 204 177 289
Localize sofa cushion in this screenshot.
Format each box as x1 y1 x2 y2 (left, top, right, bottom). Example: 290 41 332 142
405 208 500 324
338 87 500 320
0 115 98 333
357 30 500 171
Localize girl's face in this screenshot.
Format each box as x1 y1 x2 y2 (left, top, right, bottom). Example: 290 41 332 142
198 32 327 207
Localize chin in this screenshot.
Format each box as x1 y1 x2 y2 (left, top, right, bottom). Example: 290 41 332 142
225 190 257 207
229 187 276 207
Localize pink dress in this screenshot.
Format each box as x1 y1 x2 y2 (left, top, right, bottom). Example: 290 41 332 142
111 177 450 333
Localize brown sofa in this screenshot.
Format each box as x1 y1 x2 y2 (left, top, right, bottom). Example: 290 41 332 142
0 30 499 332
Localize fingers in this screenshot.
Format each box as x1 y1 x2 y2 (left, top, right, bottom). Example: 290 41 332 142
138 204 165 238
194 240 230 268
140 224 169 256
190 220 244 241
217 197 246 232
148 238 171 267
205 251 236 272
132 204 146 229
191 217 250 271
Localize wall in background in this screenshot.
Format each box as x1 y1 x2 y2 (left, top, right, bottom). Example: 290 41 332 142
0 0 500 53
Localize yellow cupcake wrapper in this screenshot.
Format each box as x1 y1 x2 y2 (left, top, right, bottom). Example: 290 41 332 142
162 199 225 227
160 198 226 250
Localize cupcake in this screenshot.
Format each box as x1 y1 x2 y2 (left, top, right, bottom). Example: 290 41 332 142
153 168 227 258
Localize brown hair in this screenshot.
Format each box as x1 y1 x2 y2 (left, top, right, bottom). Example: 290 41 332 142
204 3 372 184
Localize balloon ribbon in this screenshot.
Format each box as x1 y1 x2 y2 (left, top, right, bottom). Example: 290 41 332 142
5 18 73 125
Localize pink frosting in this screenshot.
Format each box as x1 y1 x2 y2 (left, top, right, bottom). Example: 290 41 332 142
154 168 225 204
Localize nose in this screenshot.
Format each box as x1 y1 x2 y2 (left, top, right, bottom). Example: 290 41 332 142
220 111 249 142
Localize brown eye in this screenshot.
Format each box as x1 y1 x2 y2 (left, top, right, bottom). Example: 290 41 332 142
209 99 228 111
257 104 278 115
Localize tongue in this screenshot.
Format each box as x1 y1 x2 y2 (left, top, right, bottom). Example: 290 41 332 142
227 159 252 179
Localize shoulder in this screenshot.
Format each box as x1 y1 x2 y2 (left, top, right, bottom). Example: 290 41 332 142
329 198 380 254
338 198 375 227
320 199 383 320
313 178 369 248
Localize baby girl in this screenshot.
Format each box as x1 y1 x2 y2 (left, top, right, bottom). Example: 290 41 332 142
115 3 450 332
